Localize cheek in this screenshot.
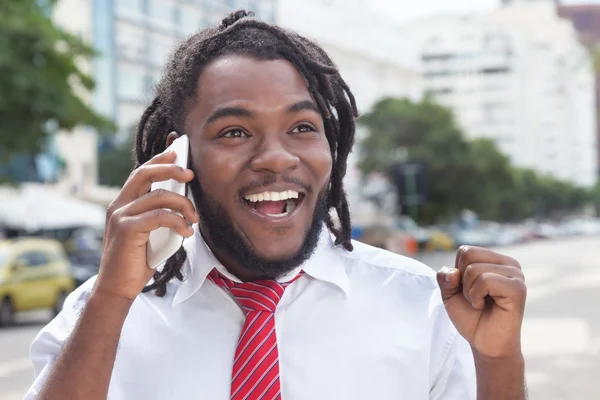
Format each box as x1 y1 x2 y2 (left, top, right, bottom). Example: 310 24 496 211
195 149 243 196
307 143 333 187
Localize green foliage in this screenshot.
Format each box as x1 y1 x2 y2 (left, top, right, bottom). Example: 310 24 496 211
358 97 595 224
591 183 600 214
0 0 113 158
98 135 135 188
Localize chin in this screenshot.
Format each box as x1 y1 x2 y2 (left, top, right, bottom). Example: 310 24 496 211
248 237 306 261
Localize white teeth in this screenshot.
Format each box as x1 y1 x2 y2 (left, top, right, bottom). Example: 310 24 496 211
266 212 289 217
244 190 300 202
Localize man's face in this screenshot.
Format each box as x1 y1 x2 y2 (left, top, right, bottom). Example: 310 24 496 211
183 55 333 278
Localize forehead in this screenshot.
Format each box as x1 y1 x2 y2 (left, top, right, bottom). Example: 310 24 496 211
193 55 313 114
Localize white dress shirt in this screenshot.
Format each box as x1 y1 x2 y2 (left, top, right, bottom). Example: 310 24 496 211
26 226 476 399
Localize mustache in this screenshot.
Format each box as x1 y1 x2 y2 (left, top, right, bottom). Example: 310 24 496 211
238 174 313 195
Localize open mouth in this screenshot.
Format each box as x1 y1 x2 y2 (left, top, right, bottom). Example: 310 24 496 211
242 190 305 218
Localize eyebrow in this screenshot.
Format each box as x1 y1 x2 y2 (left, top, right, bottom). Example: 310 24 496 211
205 100 321 126
206 107 253 125
288 100 320 115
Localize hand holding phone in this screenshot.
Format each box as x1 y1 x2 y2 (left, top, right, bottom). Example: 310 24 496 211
94 133 198 301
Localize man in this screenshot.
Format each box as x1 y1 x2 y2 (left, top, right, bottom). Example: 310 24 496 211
27 11 527 400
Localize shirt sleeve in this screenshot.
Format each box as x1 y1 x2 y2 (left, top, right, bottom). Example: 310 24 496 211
428 286 477 400
24 277 96 400
430 331 476 399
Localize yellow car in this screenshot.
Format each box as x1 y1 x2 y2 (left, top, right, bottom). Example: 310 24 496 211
0 238 75 327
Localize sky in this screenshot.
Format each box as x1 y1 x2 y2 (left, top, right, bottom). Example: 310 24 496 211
370 0 600 22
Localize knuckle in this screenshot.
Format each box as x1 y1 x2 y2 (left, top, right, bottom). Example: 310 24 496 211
464 264 475 276
107 207 124 228
480 272 493 283
513 277 527 291
510 258 522 270
458 245 473 264
185 198 196 213
154 208 171 221
106 200 119 219
129 166 144 180
514 268 525 281
152 188 169 200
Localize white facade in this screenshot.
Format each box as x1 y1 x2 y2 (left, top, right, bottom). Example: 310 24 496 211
403 0 598 187
278 0 422 224
52 0 277 195
52 0 98 193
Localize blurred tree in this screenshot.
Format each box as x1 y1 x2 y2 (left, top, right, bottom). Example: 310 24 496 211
358 98 475 223
358 97 590 223
0 0 113 158
591 182 600 215
98 133 135 188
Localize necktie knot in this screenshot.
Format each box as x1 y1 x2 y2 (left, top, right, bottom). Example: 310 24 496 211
208 269 301 314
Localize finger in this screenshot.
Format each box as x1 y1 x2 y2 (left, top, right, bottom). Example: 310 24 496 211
456 245 521 273
127 209 195 238
117 164 195 205
122 189 199 224
462 263 524 305
146 148 177 165
437 267 462 302
469 273 527 311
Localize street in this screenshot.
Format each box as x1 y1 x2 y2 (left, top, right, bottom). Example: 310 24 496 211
1 236 599 399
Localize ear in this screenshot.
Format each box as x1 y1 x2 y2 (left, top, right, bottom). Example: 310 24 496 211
166 131 180 148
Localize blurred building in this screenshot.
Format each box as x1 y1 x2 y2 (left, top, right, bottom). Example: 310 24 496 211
52 0 277 195
278 0 422 225
403 0 598 188
558 4 600 179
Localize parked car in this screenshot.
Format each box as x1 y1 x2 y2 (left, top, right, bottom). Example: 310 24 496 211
357 225 418 256
395 216 455 252
452 223 498 248
560 218 600 237
68 250 102 288
0 238 75 327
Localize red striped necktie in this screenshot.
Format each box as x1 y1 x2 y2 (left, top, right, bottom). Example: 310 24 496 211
207 268 303 400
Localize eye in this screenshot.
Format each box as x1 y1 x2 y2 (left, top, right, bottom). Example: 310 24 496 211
221 129 248 139
290 124 316 134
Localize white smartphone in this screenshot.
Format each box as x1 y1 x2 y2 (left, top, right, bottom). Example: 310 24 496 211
146 134 192 269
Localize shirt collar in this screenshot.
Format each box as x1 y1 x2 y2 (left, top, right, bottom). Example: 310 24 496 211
172 224 349 307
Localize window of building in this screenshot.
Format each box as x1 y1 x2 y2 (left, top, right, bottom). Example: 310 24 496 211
116 22 147 62
149 32 177 67
115 0 145 18
148 0 176 29
180 5 204 35
117 103 147 135
118 64 148 101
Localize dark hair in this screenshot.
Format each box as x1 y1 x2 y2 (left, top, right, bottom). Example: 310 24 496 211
138 10 358 296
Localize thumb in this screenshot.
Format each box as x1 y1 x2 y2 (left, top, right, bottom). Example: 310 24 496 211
437 267 462 302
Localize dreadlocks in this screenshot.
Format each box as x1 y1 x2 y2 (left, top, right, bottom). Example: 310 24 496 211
138 10 358 297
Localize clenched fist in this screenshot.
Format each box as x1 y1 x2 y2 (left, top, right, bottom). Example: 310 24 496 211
437 246 527 359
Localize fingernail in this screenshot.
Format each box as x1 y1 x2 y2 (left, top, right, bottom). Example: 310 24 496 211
445 271 452 283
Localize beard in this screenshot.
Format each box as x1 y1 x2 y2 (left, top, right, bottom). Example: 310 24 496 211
187 175 328 280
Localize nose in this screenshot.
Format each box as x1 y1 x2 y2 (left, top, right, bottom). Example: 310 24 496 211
250 136 300 174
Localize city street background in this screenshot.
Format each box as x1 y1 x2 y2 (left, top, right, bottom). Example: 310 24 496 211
2 0 600 398
2 235 599 400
